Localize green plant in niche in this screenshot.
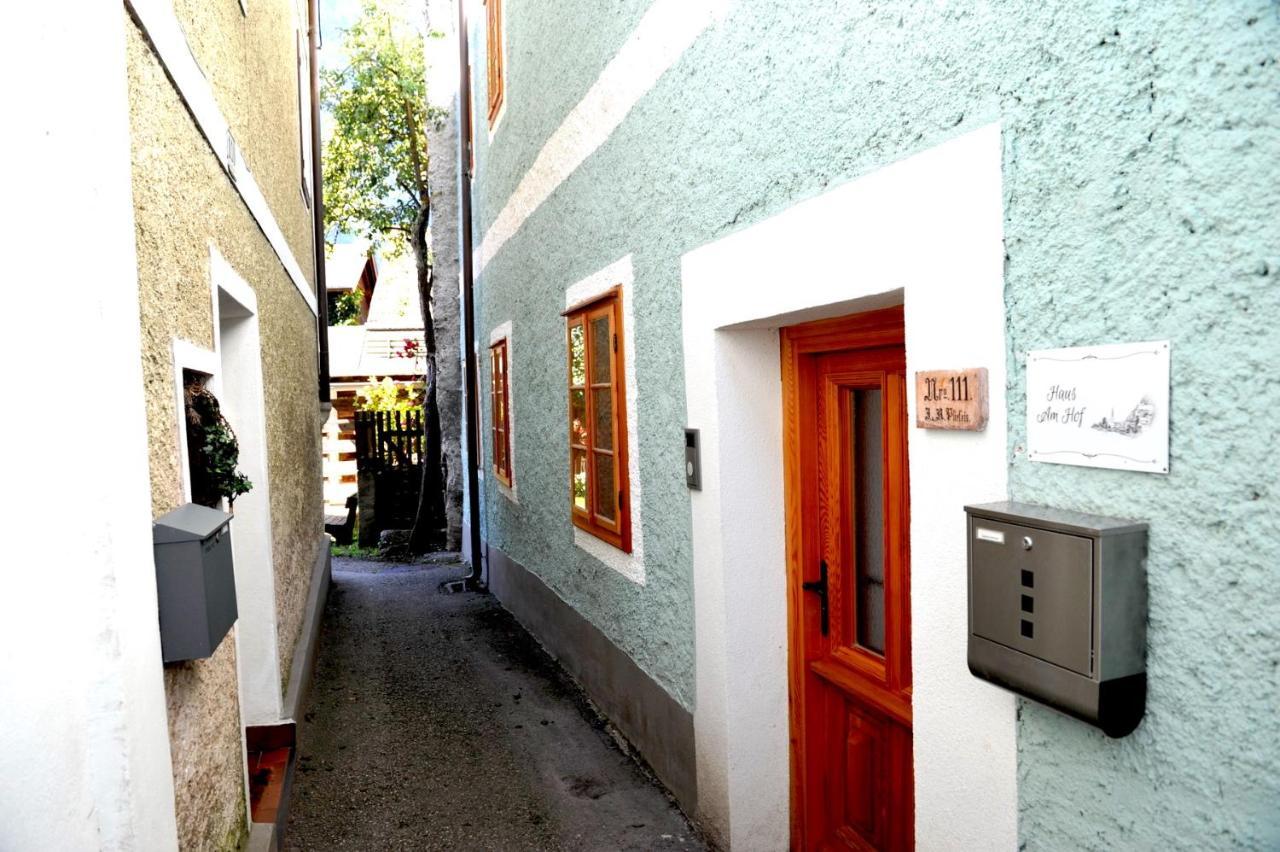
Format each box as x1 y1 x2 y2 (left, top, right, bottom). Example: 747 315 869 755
185 377 253 508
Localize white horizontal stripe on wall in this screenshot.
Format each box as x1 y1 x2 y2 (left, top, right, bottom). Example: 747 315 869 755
125 0 318 316
475 0 728 273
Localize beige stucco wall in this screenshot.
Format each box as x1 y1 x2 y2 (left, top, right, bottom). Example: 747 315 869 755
126 1 323 847
172 0 317 288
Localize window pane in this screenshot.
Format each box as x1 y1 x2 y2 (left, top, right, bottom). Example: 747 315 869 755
594 453 615 522
851 388 885 655
569 389 588 446
592 388 612 451
572 449 588 512
569 323 586 386
590 315 611 385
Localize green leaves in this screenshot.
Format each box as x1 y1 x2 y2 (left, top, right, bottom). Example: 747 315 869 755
184 381 253 508
321 0 443 254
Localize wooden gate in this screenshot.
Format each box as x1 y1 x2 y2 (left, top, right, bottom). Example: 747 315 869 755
354 410 424 531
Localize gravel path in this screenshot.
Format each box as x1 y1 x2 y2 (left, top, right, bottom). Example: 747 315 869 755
284 557 704 851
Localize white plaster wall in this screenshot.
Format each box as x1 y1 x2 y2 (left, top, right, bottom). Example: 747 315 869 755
0 2 179 848
681 124 1016 850
212 248 285 727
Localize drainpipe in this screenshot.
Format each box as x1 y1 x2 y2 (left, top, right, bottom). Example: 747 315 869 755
458 0 485 587
309 0 331 403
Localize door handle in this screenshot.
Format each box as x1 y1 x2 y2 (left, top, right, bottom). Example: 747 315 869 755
803 559 829 636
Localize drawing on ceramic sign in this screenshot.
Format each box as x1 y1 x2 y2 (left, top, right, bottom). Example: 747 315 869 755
1092 396 1156 437
1026 341 1170 474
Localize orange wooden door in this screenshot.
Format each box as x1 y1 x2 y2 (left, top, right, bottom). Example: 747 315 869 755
783 308 912 852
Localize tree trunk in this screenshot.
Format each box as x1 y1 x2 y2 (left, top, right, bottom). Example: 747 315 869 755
409 200 446 553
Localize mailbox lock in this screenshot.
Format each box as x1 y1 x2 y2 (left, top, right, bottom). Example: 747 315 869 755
1022 535 1034 551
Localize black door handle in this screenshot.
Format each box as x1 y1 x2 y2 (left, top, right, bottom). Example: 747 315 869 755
803 559 829 636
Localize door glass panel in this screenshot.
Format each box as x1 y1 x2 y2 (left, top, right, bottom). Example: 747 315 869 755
590 315 611 384
594 452 615 521
850 388 885 655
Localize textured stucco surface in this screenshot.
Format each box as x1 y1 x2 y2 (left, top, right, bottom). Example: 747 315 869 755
999 5 1280 850
127 6 324 848
467 0 1279 844
173 0 317 287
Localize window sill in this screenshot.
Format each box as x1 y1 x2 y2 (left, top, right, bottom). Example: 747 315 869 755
572 526 644 586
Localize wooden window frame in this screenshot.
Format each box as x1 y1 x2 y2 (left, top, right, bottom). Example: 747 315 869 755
484 0 505 127
489 338 512 487
564 287 631 553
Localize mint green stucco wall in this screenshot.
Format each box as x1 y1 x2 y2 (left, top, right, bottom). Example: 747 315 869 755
468 0 1278 844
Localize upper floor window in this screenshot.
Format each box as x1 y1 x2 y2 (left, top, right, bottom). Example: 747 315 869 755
296 29 313 208
490 338 512 486
565 289 631 552
485 0 505 127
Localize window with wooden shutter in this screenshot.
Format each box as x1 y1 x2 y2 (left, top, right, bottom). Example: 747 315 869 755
565 288 631 552
489 338 512 486
485 0 505 126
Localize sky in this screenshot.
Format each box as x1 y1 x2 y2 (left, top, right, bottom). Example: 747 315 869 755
318 0 358 70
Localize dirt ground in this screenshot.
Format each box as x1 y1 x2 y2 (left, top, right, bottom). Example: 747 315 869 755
284 557 704 851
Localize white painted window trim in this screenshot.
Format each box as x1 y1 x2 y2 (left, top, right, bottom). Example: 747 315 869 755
484 0 507 143
171 339 222 504
296 27 314 210
488 320 518 504
564 256 645 586
125 0 318 317
680 124 1016 850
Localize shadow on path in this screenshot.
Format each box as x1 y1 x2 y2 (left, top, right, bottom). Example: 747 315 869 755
285 557 703 851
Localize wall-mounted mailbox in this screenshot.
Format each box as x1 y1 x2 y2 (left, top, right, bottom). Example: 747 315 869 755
153 503 238 664
965 502 1148 737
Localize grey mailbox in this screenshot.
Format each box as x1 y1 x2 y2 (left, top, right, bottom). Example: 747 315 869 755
153 503 238 663
965 502 1148 738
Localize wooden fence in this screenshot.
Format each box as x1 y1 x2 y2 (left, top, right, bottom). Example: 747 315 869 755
355 410 424 470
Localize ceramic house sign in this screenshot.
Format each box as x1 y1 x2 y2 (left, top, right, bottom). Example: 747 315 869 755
1026 341 1170 474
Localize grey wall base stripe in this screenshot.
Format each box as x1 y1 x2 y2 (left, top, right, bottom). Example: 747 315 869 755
250 537 331 852
488 545 697 815
284 535 333 721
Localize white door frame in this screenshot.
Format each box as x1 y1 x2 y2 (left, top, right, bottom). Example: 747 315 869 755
209 245 284 728
680 124 1017 850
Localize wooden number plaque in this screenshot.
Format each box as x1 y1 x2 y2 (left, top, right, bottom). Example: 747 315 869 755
914 368 988 431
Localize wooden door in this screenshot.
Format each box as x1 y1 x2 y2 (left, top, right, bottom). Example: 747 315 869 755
783 307 912 852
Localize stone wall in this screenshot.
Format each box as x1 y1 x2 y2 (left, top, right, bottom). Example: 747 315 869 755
425 0 465 550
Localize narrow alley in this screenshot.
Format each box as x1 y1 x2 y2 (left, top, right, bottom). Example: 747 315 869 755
284 558 703 851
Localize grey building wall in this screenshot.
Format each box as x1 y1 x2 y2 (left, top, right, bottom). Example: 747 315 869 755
465 0 1279 845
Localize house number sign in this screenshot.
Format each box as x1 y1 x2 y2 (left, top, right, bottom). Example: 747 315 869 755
1026 340 1170 474
914 368 988 431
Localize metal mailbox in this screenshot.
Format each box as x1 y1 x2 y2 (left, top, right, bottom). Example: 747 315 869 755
965 502 1148 738
153 503 238 663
